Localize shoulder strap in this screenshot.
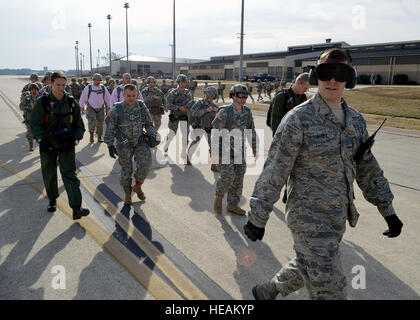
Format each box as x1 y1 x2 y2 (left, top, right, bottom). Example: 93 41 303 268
87 85 92 100
117 86 123 101
101 85 106 99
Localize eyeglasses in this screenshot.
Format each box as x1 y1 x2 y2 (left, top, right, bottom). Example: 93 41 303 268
236 93 248 99
315 63 354 82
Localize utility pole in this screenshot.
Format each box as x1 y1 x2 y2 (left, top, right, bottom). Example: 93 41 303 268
88 23 93 75
80 52 83 76
239 0 245 82
124 3 130 74
97 49 100 73
172 0 176 80
107 14 112 76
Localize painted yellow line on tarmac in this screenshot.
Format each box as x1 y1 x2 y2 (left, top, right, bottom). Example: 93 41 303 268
78 171 209 300
0 160 182 300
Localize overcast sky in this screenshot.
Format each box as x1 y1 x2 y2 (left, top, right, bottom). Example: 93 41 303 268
0 0 419 70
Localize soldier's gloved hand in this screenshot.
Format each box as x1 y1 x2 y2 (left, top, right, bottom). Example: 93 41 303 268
243 221 265 242
108 145 118 159
383 214 403 238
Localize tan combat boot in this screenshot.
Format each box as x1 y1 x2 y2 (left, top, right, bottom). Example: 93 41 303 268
133 183 146 201
123 186 132 205
213 196 223 214
210 164 218 172
227 204 246 216
90 132 94 143
29 141 34 152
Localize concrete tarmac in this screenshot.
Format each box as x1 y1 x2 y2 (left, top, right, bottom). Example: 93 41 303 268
0 75 419 300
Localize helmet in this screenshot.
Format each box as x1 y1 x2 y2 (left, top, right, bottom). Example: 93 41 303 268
92 73 102 81
30 73 38 81
146 76 156 84
44 72 53 79
28 83 40 91
131 79 138 85
109 79 115 84
229 84 248 98
176 74 188 83
71 78 76 82
204 86 218 100
105 75 111 81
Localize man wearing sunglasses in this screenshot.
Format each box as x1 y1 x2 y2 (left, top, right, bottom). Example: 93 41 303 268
245 48 403 300
211 85 257 215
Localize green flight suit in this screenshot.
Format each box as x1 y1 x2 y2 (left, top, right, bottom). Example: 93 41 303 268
270 87 307 136
30 92 85 208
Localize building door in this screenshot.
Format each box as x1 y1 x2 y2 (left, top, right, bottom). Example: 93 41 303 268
224 69 233 80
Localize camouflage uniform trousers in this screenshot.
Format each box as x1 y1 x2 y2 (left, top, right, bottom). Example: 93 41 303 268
86 105 105 136
215 163 247 206
150 112 162 131
271 231 347 300
116 143 152 187
23 111 34 143
257 90 263 101
165 118 190 157
187 128 211 160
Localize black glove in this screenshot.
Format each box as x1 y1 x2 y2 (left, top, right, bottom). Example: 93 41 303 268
38 138 53 153
108 145 118 159
243 221 265 242
383 214 403 238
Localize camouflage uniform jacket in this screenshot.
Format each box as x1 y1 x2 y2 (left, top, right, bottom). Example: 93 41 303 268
212 104 257 160
190 99 219 130
166 88 193 119
141 87 166 113
249 92 396 235
104 100 155 148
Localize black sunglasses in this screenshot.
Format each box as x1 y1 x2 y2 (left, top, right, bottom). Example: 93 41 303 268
315 63 354 82
236 93 248 98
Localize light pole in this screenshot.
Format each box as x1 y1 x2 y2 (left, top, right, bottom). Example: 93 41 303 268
124 3 130 74
75 41 79 76
88 23 93 75
107 14 112 76
172 0 176 80
97 49 100 73
239 0 245 82
80 52 83 76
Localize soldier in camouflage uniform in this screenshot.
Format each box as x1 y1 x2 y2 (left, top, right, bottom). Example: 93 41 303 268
187 86 219 171
36 72 53 99
245 83 255 104
188 78 198 99
104 84 157 205
273 80 280 94
266 82 274 100
160 79 171 98
107 79 115 95
19 83 40 151
69 78 82 101
21 73 43 94
82 77 89 88
216 81 226 103
141 76 166 131
212 84 257 215
245 48 403 300
77 78 85 91
163 74 193 160
170 80 176 90
256 80 264 101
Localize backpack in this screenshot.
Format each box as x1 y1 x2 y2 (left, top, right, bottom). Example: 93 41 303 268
266 89 290 127
88 84 106 100
116 86 124 101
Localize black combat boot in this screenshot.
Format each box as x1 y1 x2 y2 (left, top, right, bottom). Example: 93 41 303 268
73 207 90 220
47 200 57 212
